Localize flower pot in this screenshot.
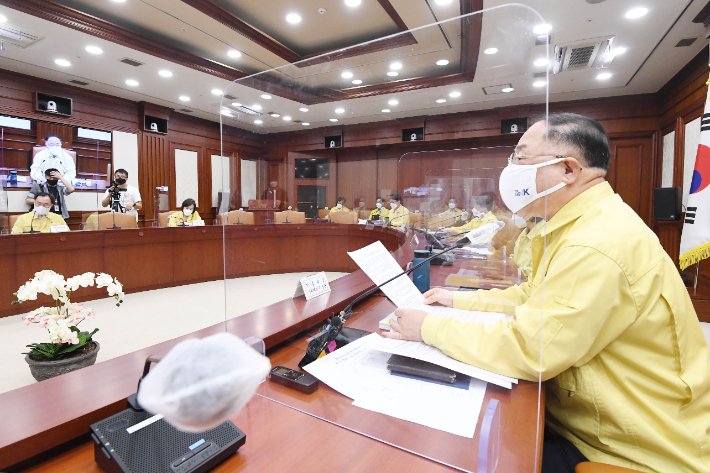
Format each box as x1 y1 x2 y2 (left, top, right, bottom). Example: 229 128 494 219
24 342 100 382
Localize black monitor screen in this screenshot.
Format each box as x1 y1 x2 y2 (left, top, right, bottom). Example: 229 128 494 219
295 158 329 179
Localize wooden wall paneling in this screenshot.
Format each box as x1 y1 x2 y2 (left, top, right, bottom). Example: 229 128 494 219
607 136 654 224
0 127 35 172
72 137 112 179
140 134 169 224
335 149 378 208
659 46 710 125
376 153 397 199
36 122 73 147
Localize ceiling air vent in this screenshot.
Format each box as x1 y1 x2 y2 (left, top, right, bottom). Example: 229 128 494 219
0 24 44 48
533 71 547 79
482 83 514 95
119 57 144 67
675 37 698 48
178 109 193 113
552 36 614 74
69 79 89 86
233 105 262 116
224 94 237 100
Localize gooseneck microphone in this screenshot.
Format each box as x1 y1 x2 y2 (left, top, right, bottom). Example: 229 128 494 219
284 206 292 224
24 211 40 234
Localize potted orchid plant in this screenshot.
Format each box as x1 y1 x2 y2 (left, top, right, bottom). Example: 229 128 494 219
13 270 125 381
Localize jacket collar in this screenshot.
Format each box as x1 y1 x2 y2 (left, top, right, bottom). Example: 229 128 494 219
541 181 613 237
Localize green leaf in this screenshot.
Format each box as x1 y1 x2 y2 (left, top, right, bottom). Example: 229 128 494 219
70 326 80 334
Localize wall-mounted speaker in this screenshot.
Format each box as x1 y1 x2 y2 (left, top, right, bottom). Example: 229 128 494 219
653 187 682 221
325 135 342 148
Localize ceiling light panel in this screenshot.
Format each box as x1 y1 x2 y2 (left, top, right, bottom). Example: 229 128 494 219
286 13 302 24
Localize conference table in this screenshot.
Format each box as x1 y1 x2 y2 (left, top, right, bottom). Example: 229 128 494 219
0 224 543 472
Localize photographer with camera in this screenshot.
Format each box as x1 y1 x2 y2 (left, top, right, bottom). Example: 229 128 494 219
101 168 142 220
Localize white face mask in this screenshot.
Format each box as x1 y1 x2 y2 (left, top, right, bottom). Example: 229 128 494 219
499 158 566 214
513 214 527 228
337 203 343 210
448 203 456 210
183 208 193 216
34 205 50 217
376 202 383 209
47 145 61 157
270 182 277 188
359 202 365 208
390 202 398 210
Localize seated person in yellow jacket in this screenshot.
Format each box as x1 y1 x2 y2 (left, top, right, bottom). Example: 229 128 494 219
387 193 409 229
443 197 463 218
511 216 545 278
368 197 389 220
447 195 498 233
328 197 350 217
430 197 464 229
12 192 68 234
384 113 710 473
168 198 202 226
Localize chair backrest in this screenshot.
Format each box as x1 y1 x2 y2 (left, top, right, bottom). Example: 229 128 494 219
358 209 372 220
158 212 173 227
275 211 306 224
318 208 329 219
248 199 281 210
96 212 138 230
409 213 422 228
219 210 254 225
427 213 456 230
331 211 357 224
9 214 19 230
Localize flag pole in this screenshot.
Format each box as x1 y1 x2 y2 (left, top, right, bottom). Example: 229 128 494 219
695 262 700 292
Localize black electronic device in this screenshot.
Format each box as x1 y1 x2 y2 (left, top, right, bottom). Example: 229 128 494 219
324 135 342 149
268 366 319 394
402 127 424 142
387 354 458 384
653 187 682 221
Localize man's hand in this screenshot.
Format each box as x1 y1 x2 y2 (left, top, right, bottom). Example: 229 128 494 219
381 308 428 341
422 288 454 307
125 202 134 211
49 171 62 180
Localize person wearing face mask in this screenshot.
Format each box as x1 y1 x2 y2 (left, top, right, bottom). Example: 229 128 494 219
368 197 389 220
383 113 710 473
387 193 409 230
447 196 498 234
30 135 77 183
26 168 75 220
510 216 545 278
330 197 350 213
261 179 287 210
101 169 142 219
168 198 202 227
12 192 68 234
442 197 463 218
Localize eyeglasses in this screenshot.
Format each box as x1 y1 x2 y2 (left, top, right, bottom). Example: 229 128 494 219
508 153 564 165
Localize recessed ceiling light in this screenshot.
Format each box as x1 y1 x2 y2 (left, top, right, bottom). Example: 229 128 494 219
261 94 272 99
232 102 241 107
501 87 514 93
85 46 103 55
299 107 309 112
252 104 262 110
254 119 263 124
221 109 233 116
228 50 241 58
125 79 139 86
533 80 546 87
330 118 338 122
597 72 612 80
159 70 173 78
341 71 353 79
381 109 391 113
387 71 398 77
388 99 398 105
283 116 292 121
625 7 648 19
611 47 627 56
286 13 302 24
270 113 280 117
436 59 449 66
533 24 552 34
110 0 126 2
54 59 71 67
449 91 461 98
0 14 7 23
179 95 190 101
484 48 498 55
352 79 363 84
390 62 402 70
335 108 345 113
436 99 446 103
302 122 310 126
344 0 361 6
211 89 222 95
434 0 453 4
534 58 549 67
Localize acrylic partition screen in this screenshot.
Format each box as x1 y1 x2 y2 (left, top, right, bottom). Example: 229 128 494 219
216 3 552 472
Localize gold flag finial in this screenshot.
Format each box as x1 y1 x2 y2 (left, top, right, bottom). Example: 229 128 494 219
706 72 710 86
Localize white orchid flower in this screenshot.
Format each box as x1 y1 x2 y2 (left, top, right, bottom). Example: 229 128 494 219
95 273 112 288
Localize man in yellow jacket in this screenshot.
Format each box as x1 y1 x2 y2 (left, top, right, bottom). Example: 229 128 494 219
385 113 710 473
512 217 546 278
12 192 68 234
387 193 409 230
368 197 389 221
168 198 202 226
447 196 498 234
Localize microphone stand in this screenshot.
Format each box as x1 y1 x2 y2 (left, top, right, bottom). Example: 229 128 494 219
298 239 466 368
234 209 243 225
24 211 40 233
284 207 291 224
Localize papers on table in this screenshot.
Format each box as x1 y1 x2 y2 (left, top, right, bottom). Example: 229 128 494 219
348 241 517 389
304 333 487 438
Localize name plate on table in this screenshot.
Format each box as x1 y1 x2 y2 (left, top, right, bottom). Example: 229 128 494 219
192 220 205 226
50 225 69 233
294 272 331 300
